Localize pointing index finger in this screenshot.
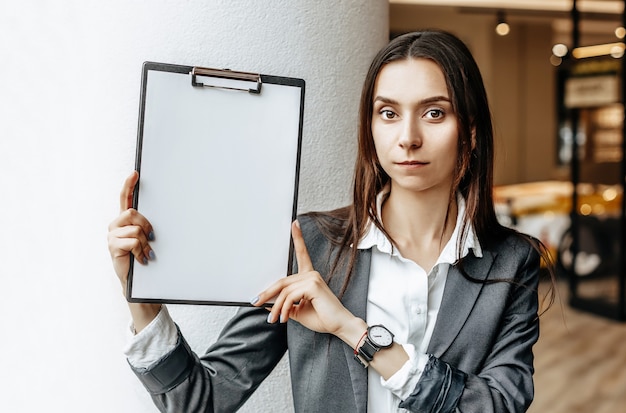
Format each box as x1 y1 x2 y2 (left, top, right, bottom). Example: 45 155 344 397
292 220 313 273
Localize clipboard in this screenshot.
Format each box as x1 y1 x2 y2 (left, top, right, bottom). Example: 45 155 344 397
127 62 305 306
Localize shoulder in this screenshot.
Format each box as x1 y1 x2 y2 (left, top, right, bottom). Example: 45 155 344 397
480 228 543 286
484 228 540 262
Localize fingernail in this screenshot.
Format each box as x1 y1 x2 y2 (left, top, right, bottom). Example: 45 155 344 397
148 231 155 241
266 313 274 324
294 219 300 229
279 314 286 323
148 250 156 260
250 296 260 305
142 257 148 265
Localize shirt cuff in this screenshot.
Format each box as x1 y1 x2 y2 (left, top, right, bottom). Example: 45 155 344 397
123 305 179 369
380 343 429 401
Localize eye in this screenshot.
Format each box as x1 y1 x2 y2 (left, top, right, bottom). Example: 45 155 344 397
380 109 397 120
425 109 444 120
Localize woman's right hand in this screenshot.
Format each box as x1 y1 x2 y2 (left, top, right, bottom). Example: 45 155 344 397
107 171 155 290
108 171 161 332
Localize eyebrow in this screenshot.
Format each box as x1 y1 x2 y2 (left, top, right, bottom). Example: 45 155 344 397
373 95 451 105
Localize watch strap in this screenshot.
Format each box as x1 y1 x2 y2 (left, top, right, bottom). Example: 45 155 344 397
359 338 378 361
353 352 369 368
353 325 394 368
353 330 370 367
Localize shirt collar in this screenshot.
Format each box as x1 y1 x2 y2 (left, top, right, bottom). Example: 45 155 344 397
357 186 483 263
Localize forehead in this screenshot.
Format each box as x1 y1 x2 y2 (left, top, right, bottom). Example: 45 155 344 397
373 58 449 100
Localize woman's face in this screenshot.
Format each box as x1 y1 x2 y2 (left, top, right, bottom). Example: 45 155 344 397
371 58 459 197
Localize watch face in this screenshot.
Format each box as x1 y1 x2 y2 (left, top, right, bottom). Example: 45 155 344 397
369 325 393 347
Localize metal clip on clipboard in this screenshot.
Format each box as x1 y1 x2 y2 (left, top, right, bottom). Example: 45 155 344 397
190 67 262 94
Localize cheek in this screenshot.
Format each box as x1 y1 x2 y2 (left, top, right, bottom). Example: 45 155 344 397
444 125 461 153
439 133 461 172
434 128 459 155
371 127 387 157
371 122 382 145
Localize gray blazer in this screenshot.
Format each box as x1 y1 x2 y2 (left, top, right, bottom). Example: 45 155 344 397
131 215 540 413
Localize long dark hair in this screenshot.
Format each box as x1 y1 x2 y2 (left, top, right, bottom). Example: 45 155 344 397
309 30 554 309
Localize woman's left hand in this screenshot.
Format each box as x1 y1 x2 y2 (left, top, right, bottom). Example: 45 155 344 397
252 221 363 341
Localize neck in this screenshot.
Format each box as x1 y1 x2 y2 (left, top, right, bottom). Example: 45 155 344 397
381 185 458 257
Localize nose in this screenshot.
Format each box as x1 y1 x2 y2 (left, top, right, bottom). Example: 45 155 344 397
398 117 422 149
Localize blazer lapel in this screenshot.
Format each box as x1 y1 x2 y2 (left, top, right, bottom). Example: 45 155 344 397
339 248 371 413
427 250 496 357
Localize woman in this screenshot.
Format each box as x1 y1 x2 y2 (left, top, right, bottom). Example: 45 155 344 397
108 30 555 412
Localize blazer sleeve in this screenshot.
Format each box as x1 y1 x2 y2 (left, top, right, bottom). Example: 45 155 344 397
399 237 541 413
129 306 288 413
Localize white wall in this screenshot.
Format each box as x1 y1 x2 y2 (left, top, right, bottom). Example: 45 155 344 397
0 1 388 411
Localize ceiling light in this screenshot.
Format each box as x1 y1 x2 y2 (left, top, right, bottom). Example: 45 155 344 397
550 55 563 66
495 11 510 36
552 43 569 57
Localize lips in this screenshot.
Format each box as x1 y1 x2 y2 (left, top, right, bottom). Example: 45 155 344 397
397 160 427 165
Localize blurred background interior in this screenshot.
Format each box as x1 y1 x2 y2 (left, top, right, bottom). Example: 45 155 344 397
390 1 626 411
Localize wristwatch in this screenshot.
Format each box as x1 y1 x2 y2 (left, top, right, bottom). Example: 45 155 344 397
354 324 394 367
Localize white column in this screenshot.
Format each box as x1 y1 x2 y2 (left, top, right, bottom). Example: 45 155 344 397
0 1 388 412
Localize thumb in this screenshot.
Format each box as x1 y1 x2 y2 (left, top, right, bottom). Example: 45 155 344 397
120 171 139 212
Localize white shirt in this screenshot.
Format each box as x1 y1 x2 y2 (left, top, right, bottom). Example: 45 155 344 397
124 192 482 412
358 188 481 412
